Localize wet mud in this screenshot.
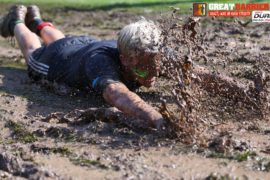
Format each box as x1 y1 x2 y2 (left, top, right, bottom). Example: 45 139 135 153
0 5 270 180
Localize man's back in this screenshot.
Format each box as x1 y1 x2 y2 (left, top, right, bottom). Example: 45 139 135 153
29 36 123 91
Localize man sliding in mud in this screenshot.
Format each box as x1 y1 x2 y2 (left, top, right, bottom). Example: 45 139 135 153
0 5 165 129
0 5 267 132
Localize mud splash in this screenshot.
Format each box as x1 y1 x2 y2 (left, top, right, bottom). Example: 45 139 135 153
156 10 270 145
156 10 208 144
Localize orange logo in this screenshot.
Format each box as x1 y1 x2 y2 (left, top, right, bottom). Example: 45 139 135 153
193 3 207 16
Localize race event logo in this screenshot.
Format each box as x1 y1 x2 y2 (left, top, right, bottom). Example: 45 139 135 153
193 3 207 16
252 11 270 22
193 2 270 18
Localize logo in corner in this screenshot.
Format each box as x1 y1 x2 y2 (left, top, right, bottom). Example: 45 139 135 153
252 11 270 22
193 3 207 16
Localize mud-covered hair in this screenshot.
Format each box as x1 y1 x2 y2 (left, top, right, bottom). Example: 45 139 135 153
117 18 162 56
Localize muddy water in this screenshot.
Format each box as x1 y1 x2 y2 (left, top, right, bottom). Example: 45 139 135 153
0 5 270 179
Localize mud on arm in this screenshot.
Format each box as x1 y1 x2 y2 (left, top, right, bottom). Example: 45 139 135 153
102 82 164 129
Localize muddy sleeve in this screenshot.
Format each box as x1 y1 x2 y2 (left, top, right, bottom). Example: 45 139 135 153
85 53 122 93
91 76 122 92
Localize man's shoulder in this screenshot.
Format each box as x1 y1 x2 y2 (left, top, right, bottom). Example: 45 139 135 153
95 39 118 49
87 39 120 62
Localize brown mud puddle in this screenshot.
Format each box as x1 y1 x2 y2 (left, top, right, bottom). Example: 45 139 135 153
0 5 270 179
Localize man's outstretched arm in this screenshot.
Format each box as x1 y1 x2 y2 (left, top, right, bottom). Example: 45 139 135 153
102 82 164 129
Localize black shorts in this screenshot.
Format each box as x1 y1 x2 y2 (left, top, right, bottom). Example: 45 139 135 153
27 46 49 81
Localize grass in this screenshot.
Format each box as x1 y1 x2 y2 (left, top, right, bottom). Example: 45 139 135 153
30 144 109 169
1 0 263 13
5 120 37 143
31 145 73 156
207 150 257 162
0 61 27 71
70 155 109 169
205 173 240 180
207 150 270 172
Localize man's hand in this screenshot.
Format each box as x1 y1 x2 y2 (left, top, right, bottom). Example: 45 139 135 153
102 82 165 129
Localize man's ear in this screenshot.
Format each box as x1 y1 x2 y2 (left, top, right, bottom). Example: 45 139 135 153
119 54 129 66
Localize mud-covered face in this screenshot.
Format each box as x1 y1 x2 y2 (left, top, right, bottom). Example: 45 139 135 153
121 52 161 87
